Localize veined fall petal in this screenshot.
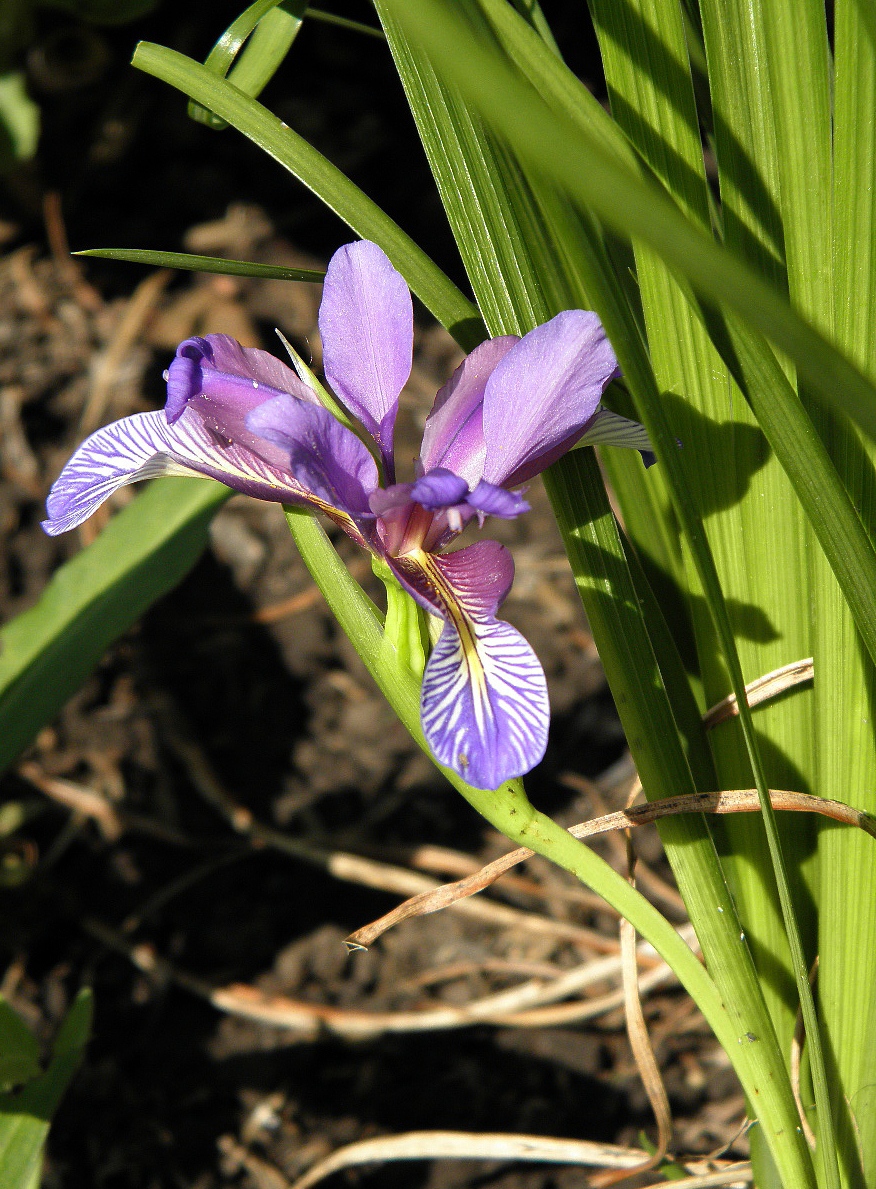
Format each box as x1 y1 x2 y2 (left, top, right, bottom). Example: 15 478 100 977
42 407 314 536
390 540 549 789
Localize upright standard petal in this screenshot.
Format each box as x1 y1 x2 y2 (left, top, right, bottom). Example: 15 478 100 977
42 408 316 536
319 241 412 480
481 310 619 488
390 541 549 788
419 336 518 485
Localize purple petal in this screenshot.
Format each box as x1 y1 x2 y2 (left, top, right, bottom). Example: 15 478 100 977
389 539 515 621
386 540 546 787
369 482 414 519
575 407 657 467
433 540 515 616
42 408 317 536
207 334 319 399
319 241 412 479
466 480 530 519
420 336 518 485
410 467 469 510
421 617 549 788
247 393 378 519
481 310 618 488
165 334 316 428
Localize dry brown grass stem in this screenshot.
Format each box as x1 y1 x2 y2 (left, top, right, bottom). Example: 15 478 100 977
637 1167 752 1188
80 913 687 1038
590 822 672 1188
790 956 819 1149
285 1130 653 1189
346 788 875 949
19 761 123 841
701 657 813 729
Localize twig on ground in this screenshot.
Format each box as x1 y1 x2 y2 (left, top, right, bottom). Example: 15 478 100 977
218 1135 290 1189
210 939 679 1036
486 960 679 1027
19 761 123 841
285 1130 652 1189
590 834 671 1187
637 1166 752 1188
402 957 568 988
79 914 684 1037
151 692 617 951
621 832 672 1166
345 788 875 949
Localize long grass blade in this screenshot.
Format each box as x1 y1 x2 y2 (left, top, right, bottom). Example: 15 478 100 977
0 479 227 773
350 9 876 441
819 0 876 1178
75 247 324 282
132 41 485 351
588 0 817 1081
372 3 815 1181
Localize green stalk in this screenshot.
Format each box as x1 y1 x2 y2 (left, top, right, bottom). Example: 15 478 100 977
285 508 763 1077
820 0 876 1179
287 503 812 1180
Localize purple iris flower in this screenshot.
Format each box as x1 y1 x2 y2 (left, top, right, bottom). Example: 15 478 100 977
43 240 653 789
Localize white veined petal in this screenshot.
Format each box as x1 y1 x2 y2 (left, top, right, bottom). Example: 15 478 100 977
421 616 549 789
43 408 313 536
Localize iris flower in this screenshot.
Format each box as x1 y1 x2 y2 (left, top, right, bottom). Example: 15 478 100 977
43 240 653 789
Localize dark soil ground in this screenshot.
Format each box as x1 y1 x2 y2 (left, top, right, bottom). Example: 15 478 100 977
0 4 749 1187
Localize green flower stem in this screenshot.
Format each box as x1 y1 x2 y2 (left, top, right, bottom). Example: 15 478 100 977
372 556 429 678
284 505 809 1161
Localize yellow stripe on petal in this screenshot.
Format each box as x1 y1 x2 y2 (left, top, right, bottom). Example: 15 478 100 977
398 548 549 788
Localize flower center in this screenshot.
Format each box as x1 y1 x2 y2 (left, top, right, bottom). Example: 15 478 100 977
392 501 438 556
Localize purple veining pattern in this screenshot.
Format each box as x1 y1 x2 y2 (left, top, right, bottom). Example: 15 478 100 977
44 240 651 788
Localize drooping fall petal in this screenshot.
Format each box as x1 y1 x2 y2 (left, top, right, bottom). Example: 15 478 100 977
421 617 549 789
42 408 315 536
390 540 549 788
